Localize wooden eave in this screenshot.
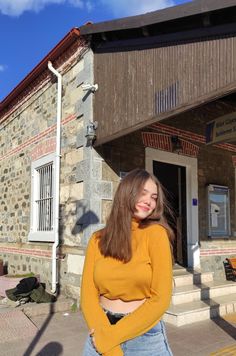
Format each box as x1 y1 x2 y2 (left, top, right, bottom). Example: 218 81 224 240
94 80 236 147
80 0 236 39
79 0 236 146
93 22 236 53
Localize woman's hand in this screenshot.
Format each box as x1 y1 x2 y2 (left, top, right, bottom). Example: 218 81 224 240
89 329 97 350
90 328 124 356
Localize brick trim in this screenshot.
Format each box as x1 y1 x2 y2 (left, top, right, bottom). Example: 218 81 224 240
0 246 51 259
30 137 56 161
0 113 76 162
142 132 200 157
200 248 236 256
150 122 236 153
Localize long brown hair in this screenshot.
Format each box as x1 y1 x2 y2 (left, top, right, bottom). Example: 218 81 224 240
98 168 174 262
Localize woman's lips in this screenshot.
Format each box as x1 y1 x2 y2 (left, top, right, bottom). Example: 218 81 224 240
136 205 150 212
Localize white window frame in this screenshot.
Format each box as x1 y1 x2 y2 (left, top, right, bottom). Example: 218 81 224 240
28 153 56 242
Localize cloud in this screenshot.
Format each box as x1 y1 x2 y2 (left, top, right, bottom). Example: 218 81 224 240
70 0 93 12
0 0 178 17
85 1 93 12
0 0 92 16
100 0 176 17
0 64 7 72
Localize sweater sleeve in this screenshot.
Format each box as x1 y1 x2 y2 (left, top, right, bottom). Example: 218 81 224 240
94 225 173 354
80 234 124 356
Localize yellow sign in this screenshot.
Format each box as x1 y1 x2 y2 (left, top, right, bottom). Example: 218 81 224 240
206 112 236 144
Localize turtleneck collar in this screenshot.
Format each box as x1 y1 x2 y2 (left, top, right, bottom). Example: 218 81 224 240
131 219 140 230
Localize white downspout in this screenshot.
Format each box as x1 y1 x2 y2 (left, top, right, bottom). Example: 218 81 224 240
48 61 62 294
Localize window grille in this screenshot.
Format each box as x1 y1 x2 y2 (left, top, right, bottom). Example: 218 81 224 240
36 163 53 231
29 153 56 242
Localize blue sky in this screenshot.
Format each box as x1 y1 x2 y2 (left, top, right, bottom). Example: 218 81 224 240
0 0 188 101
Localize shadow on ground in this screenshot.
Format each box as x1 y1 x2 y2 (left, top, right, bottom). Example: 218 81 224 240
23 303 62 356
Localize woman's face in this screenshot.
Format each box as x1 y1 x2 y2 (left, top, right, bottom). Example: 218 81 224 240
133 178 158 220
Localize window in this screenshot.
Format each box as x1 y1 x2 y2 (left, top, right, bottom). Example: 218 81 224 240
29 153 56 242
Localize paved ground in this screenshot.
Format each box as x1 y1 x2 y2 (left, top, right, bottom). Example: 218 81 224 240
0 309 235 356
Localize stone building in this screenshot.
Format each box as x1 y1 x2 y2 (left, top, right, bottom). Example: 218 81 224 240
1 1 236 316
0 28 109 300
79 0 236 279
77 0 236 324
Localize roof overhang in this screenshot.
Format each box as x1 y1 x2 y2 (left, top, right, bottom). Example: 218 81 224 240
80 0 236 37
94 80 236 146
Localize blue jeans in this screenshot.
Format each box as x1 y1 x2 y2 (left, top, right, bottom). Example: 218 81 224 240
83 320 173 355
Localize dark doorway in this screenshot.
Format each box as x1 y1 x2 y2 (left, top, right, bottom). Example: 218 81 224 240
153 160 187 267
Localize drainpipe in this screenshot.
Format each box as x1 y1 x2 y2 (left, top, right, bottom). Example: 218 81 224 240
48 61 62 294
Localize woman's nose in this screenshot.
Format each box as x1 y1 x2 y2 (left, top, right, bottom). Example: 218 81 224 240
144 196 151 205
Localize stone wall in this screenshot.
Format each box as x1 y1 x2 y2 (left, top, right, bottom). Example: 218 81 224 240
0 43 94 299
200 251 236 278
98 130 236 278
198 144 235 240
198 144 236 277
0 252 51 280
97 131 145 176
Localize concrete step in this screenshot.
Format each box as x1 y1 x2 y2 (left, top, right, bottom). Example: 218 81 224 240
172 279 236 305
173 264 187 272
173 265 187 274
173 270 214 287
164 293 236 326
19 295 74 318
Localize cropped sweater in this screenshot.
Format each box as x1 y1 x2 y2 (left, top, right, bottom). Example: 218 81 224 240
80 221 173 356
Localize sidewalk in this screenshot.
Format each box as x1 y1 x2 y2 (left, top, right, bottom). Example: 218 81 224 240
0 305 235 356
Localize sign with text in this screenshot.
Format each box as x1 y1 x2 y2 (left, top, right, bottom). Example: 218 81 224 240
206 112 236 144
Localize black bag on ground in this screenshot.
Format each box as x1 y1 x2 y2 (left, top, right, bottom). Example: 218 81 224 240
14 277 39 295
6 276 56 303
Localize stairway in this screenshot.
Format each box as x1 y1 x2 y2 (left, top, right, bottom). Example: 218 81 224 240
164 267 236 326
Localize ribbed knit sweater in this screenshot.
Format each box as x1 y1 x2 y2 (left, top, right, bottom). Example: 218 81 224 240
81 221 173 356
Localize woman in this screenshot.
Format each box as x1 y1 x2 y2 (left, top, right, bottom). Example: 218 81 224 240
81 168 174 356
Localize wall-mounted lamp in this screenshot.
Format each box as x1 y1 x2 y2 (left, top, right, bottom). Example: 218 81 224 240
86 121 98 146
171 135 183 154
81 83 98 93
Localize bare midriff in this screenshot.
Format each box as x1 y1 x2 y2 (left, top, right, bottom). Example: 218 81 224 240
99 295 146 313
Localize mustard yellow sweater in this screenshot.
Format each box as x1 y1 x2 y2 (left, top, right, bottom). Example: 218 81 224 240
80 221 173 356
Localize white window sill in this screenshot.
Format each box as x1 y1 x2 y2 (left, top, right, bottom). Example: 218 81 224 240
28 231 55 242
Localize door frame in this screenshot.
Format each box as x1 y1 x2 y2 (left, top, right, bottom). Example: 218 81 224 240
146 148 200 269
